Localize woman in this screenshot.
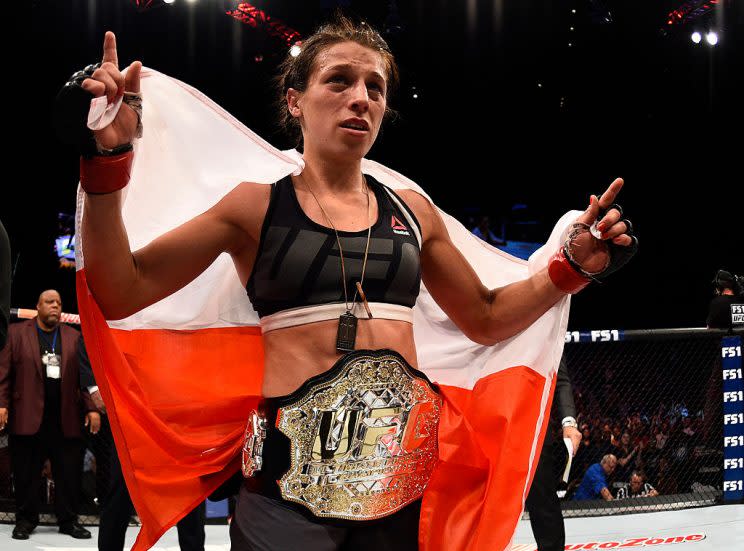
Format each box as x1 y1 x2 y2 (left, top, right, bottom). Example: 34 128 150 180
68 17 635 550
612 431 640 482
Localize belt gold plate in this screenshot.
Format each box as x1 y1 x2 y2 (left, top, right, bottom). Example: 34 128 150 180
276 352 441 520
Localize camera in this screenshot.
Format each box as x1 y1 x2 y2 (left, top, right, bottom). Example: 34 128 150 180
713 270 744 297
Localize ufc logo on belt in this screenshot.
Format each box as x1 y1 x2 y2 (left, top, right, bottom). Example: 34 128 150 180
311 402 436 461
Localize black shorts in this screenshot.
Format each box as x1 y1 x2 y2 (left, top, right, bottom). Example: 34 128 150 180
229 484 421 551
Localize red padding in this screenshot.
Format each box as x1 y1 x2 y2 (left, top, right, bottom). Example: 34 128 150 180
79 151 134 194
548 248 590 294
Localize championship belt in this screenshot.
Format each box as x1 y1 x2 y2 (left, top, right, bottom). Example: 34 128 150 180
243 349 441 521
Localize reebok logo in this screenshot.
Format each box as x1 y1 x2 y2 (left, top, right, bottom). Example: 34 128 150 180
391 215 410 236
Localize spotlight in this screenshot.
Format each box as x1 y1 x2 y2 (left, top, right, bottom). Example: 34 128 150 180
705 31 718 46
691 32 701 44
289 43 302 57
163 0 175 4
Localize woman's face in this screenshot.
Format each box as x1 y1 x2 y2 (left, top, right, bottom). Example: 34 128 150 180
288 41 388 161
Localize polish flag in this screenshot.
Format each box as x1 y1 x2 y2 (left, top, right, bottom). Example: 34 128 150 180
76 68 575 551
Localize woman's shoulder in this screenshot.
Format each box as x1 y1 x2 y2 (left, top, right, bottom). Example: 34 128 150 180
385 187 433 220
212 181 274 243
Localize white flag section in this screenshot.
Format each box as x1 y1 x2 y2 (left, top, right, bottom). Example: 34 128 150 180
75 67 578 551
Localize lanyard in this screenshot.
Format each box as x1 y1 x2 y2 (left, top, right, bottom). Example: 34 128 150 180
38 327 59 353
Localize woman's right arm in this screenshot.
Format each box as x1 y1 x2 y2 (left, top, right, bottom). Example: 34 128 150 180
76 32 269 319
83 182 269 320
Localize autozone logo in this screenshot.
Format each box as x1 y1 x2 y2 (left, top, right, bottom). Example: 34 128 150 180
511 533 706 550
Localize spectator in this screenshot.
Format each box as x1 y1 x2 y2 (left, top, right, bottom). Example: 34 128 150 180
654 422 669 450
598 425 614 456
471 215 505 246
610 424 622 447
616 470 659 499
573 454 617 501
612 432 640 481
681 416 695 438
0 290 99 540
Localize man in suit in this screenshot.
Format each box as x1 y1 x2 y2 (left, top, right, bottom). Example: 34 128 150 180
79 337 206 551
0 289 100 540
525 358 582 551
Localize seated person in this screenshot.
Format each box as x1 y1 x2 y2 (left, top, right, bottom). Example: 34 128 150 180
616 470 658 499
573 454 617 501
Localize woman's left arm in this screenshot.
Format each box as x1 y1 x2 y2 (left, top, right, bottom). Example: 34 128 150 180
398 178 636 346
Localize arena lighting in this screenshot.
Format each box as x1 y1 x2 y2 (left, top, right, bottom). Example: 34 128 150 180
129 0 180 10
227 3 302 46
665 0 721 27
691 31 702 43
705 31 719 45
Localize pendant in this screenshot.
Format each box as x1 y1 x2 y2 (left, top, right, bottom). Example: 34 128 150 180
336 310 358 353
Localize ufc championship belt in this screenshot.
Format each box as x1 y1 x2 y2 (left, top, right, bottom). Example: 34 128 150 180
242 349 441 521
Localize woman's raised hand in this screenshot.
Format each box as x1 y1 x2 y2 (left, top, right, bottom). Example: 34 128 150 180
81 31 142 150
570 178 637 276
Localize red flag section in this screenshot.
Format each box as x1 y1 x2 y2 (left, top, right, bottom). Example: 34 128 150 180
420 367 554 551
77 270 263 550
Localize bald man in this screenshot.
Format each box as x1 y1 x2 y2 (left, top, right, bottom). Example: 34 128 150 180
0 290 99 540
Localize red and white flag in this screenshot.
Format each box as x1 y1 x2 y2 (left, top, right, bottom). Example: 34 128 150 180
76 67 576 551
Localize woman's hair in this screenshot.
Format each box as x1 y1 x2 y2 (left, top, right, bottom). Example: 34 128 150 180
274 15 400 147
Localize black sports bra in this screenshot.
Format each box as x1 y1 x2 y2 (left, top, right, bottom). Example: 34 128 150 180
246 175 421 318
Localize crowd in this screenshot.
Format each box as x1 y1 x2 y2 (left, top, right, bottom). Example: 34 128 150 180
566 403 710 500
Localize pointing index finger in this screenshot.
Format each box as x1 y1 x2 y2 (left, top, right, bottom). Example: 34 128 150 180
598 178 624 210
102 31 118 68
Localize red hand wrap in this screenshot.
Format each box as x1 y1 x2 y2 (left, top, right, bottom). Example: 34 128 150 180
548 248 591 294
79 151 134 194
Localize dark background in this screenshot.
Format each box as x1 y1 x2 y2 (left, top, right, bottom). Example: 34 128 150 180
8 0 743 329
